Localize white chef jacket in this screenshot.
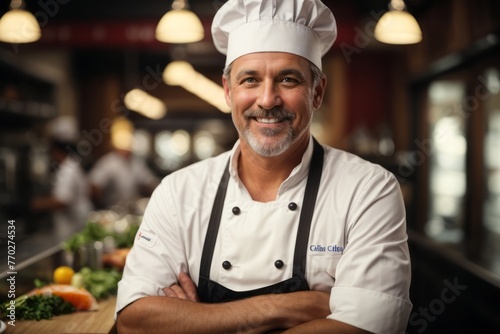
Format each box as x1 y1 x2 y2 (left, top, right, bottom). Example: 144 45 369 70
89 151 159 208
116 137 412 333
52 155 93 238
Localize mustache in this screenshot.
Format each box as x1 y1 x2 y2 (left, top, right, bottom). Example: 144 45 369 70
243 108 295 120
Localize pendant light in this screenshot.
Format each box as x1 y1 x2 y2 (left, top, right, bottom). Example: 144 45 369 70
124 88 167 120
155 0 204 44
122 53 167 120
163 61 230 113
0 0 41 43
374 0 422 45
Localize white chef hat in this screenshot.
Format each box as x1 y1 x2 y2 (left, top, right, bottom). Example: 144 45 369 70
48 115 79 142
211 0 337 70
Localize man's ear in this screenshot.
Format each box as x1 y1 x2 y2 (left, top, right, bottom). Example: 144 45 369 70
313 76 327 110
222 75 232 108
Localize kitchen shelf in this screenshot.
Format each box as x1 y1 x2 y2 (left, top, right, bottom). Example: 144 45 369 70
0 55 57 128
0 98 57 121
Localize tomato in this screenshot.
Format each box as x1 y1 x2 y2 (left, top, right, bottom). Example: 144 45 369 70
53 266 75 285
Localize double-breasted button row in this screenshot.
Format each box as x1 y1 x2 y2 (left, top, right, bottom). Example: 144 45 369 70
221 260 285 270
231 203 297 215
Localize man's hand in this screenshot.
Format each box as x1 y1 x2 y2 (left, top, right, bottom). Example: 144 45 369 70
162 272 331 329
119 274 332 334
162 272 200 302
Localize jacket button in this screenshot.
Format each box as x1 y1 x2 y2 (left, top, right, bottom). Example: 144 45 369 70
274 260 284 269
222 261 232 270
232 206 241 215
288 202 297 211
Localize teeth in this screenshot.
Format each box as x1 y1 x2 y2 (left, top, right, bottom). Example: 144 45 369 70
256 117 279 124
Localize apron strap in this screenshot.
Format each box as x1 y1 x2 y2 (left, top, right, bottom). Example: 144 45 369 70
199 159 230 279
199 138 324 280
293 138 324 279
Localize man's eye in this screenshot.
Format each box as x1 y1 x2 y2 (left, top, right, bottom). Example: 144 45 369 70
282 77 298 84
243 78 256 84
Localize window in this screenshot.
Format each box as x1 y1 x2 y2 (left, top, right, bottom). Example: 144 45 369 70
425 81 467 243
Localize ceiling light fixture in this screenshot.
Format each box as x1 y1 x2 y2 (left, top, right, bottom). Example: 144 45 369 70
374 0 422 45
155 0 204 44
0 0 41 43
163 61 230 113
124 88 167 120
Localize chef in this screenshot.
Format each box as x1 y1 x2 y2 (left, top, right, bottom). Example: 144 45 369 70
115 0 412 333
30 116 93 239
88 117 160 209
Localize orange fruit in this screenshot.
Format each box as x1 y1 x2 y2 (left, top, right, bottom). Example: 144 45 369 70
53 266 75 285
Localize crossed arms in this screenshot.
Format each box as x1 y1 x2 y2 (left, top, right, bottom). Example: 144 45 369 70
116 272 371 334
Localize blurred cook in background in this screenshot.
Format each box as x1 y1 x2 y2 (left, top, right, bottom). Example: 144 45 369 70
30 115 94 238
89 117 160 209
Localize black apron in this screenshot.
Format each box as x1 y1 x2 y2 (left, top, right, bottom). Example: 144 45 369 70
197 138 324 303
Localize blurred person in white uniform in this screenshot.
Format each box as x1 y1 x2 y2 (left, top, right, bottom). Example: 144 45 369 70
89 117 159 209
31 116 93 238
116 1 412 333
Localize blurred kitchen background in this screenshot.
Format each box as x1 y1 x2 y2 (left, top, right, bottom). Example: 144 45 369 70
0 0 499 332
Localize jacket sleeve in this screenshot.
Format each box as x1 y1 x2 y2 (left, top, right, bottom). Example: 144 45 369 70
328 171 412 334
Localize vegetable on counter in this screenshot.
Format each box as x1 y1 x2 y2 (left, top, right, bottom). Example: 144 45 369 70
71 267 122 299
0 294 75 321
0 259 123 322
62 222 109 254
62 220 139 254
61 220 137 270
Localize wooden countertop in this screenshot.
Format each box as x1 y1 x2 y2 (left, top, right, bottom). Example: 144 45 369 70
5 296 117 334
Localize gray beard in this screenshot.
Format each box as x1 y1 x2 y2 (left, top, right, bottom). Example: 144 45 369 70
237 107 296 157
242 126 294 157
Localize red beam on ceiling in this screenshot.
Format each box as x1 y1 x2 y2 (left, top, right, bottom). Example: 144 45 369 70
36 17 359 51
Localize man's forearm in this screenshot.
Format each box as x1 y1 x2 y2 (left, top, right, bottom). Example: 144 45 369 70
118 295 273 334
282 318 372 334
117 291 330 334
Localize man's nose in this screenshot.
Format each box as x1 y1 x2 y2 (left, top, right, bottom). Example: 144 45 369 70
257 81 282 110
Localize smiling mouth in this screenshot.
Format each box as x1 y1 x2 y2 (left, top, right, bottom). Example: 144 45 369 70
256 117 281 124
245 108 295 124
